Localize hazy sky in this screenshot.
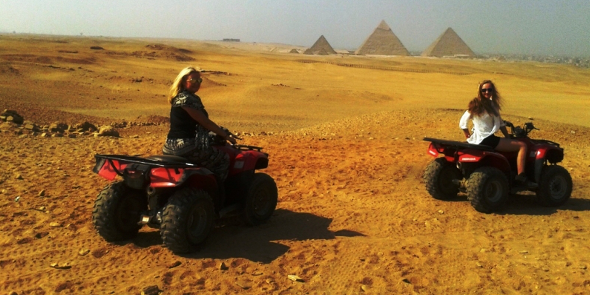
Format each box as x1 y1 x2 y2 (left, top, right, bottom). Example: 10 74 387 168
2 0 589 56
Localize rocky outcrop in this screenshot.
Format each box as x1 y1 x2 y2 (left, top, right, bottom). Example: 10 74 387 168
1 109 24 124
0 110 119 138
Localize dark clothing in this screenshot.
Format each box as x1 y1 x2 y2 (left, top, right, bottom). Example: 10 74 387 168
480 134 501 149
162 91 230 180
167 91 208 143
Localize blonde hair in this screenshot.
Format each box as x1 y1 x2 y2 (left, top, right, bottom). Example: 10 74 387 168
168 66 200 103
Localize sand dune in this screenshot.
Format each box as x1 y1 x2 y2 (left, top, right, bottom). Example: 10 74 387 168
1 35 589 294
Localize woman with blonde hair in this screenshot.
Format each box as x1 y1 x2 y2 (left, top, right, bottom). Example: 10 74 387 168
459 80 534 186
162 66 236 181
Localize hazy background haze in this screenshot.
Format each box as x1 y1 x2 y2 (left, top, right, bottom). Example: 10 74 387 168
1 0 589 56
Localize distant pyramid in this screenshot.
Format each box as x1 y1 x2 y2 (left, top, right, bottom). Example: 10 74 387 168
289 48 300 54
304 35 336 55
421 27 475 57
355 20 409 56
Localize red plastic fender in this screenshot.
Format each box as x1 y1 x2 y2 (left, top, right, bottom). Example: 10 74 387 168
149 167 215 188
95 159 128 181
459 150 511 174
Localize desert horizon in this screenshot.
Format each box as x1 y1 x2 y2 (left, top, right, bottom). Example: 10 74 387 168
1 34 590 294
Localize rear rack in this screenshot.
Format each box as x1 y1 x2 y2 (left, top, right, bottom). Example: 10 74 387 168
423 137 494 152
234 145 264 152
94 154 198 168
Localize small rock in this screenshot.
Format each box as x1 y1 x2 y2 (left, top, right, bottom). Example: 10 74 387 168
14 196 20 202
236 279 252 290
15 174 23 180
50 262 71 269
438 210 444 214
79 249 90 256
38 190 45 197
50 222 62 227
141 285 161 295
361 284 369 292
288 274 304 282
219 262 228 270
168 261 181 268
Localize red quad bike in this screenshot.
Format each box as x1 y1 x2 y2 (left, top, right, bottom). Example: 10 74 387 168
423 121 572 213
92 132 278 254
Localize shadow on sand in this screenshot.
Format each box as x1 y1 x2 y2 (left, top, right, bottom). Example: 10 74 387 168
499 195 590 216
449 192 590 216
129 209 364 263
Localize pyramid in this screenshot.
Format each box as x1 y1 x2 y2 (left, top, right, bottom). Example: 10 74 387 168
304 35 336 55
355 20 409 56
421 27 475 58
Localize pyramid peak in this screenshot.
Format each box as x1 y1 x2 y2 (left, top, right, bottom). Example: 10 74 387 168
377 20 391 31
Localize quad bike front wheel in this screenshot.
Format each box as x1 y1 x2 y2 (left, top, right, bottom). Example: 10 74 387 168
92 181 147 241
467 167 509 213
160 188 215 254
536 165 572 207
423 158 462 200
241 173 278 226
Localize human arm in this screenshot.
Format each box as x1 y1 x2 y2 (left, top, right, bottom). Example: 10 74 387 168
500 126 510 138
459 111 471 138
497 115 510 138
182 106 237 144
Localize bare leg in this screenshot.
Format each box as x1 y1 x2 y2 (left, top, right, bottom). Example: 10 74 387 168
495 138 527 175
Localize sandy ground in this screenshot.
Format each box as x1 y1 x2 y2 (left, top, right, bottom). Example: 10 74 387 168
1 34 590 294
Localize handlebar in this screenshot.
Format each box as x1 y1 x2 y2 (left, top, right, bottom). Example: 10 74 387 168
503 120 538 138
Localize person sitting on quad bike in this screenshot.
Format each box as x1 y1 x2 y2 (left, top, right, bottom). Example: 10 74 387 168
459 80 536 187
162 66 238 182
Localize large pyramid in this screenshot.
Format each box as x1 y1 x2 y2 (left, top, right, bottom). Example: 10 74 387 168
355 20 409 56
421 27 475 57
304 35 337 55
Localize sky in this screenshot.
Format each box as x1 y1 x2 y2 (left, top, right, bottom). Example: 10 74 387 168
1 0 589 56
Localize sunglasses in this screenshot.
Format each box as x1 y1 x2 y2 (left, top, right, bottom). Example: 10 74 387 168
481 88 493 93
187 77 202 84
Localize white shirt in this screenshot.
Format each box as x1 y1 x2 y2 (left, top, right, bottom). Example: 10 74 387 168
459 110 505 144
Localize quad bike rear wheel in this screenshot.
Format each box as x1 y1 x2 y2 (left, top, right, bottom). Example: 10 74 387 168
423 158 462 200
536 165 572 206
467 167 509 213
241 173 278 226
92 181 147 241
160 188 215 254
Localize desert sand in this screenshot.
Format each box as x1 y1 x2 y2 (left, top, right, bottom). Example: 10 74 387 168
1 34 590 294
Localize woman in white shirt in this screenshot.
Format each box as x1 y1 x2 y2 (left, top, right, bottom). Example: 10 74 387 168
459 80 530 184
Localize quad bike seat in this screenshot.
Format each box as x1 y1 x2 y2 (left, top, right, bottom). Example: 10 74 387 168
423 137 494 152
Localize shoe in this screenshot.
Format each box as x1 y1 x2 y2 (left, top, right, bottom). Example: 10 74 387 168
515 173 527 183
526 181 538 189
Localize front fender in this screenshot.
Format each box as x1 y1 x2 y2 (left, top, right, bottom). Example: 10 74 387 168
533 147 565 182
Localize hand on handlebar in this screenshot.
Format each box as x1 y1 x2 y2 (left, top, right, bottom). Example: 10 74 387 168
225 131 242 145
